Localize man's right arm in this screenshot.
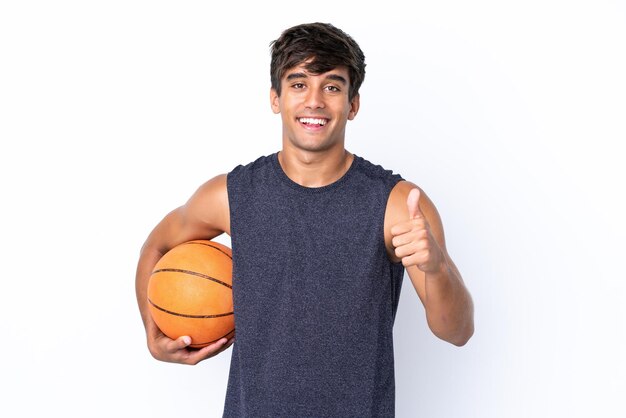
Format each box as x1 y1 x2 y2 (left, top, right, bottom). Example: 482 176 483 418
135 174 232 365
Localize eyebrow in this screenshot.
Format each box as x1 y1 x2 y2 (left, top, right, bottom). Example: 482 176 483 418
285 72 348 85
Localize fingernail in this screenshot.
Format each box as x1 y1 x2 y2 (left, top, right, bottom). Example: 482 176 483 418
183 336 191 345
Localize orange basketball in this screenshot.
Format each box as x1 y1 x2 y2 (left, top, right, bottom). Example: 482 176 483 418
147 240 235 348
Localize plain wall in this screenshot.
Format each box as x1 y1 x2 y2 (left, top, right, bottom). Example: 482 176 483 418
1 1 624 417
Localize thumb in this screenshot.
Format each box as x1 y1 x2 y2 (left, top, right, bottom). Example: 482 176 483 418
177 335 192 348
407 188 423 220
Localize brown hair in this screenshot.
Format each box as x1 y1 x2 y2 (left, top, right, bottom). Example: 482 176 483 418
270 23 366 100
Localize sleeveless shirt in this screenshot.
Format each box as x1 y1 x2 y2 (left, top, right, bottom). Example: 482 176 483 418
224 152 405 417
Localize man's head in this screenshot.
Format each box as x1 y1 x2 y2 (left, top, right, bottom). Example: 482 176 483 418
270 23 366 101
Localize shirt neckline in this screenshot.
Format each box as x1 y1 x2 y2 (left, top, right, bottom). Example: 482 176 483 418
271 151 360 193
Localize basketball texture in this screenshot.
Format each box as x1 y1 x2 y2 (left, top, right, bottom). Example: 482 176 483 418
147 240 235 348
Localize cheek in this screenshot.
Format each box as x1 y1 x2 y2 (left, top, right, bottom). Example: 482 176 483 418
279 97 300 114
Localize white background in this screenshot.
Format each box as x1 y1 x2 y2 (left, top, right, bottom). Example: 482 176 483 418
1 1 624 417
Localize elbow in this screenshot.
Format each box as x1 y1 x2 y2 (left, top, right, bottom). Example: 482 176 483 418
426 296 475 346
450 323 474 347
432 318 474 347
449 297 475 347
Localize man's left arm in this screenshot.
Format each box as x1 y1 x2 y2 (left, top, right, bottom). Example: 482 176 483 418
385 181 474 346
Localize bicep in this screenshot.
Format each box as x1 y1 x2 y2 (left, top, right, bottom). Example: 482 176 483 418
145 174 230 255
182 174 230 237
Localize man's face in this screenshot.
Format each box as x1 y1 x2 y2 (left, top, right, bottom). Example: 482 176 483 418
270 63 360 153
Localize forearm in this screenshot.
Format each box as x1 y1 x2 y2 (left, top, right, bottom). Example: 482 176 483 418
387 182 474 346
422 262 474 346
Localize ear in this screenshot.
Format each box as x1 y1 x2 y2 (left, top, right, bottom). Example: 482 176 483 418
347 94 360 120
270 88 281 114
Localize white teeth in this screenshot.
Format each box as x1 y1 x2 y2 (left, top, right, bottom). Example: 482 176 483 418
299 117 327 126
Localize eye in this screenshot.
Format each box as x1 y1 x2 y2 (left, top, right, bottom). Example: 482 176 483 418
292 83 305 89
325 85 340 92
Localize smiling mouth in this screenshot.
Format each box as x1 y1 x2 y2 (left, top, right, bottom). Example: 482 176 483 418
298 117 328 126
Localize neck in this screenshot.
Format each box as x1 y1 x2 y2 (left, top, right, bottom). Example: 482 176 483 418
277 147 354 188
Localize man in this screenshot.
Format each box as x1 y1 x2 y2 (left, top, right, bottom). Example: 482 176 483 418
136 22 474 417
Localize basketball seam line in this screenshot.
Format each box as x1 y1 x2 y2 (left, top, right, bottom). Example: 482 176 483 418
188 241 232 260
148 298 234 319
152 268 232 289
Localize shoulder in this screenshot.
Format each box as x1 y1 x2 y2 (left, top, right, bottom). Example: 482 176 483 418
353 155 403 184
192 173 228 198
228 154 276 178
189 154 275 234
226 153 278 194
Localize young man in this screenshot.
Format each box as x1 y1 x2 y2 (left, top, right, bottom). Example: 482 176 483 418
136 22 474 416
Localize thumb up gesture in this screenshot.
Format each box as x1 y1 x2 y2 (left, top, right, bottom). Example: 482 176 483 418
390 188 444 272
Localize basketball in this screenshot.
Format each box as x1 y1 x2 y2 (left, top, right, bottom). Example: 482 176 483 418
147 239 235 348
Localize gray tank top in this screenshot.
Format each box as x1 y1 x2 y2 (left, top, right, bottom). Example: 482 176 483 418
224 152 405 417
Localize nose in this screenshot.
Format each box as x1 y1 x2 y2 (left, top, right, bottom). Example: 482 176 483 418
303 88 325 109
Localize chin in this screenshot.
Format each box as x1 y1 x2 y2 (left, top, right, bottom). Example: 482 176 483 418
292 135 342 153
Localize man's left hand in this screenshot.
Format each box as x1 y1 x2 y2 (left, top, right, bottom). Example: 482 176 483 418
390 188 445 273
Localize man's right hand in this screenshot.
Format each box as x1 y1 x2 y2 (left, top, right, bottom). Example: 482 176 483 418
147 328 234 365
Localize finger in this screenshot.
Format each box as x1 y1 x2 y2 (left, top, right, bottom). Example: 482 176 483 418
390 218 425 237
401 250 429 268
185 338 231 365
392 227 428 248
390 221 412 237
407 188 423 220
394 240 425 259
200 337 230 355
223 337 235 349
166 335 191 353
214 337 235 354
